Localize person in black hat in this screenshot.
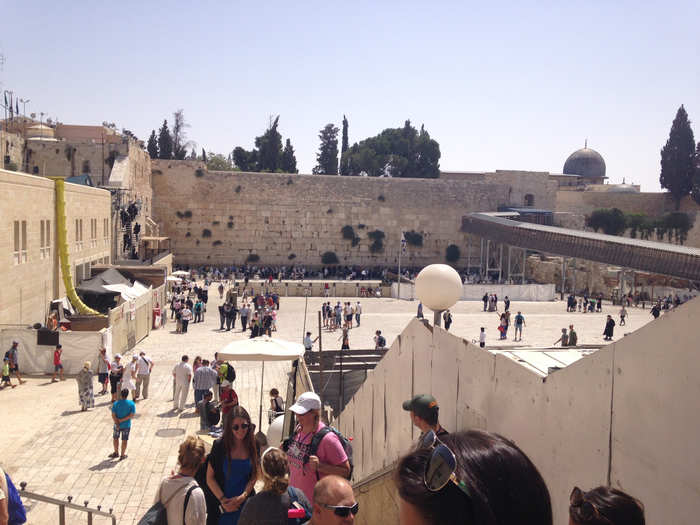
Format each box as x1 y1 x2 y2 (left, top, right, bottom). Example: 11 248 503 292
402 394 448 444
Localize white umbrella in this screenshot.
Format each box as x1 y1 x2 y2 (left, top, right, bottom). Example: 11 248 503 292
219 336 305 430
172 270 190 276
166 275 182 282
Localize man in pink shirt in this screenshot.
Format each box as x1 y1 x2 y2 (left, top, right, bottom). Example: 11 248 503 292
286 392 350 503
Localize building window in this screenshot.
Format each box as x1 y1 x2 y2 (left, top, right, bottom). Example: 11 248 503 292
21 221 27 263
13 221 20 265
90 218 97 248
46 220 51 258
75 218 83 250
40 220 46 258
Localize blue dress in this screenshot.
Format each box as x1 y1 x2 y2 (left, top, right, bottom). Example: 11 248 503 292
219 457 252 525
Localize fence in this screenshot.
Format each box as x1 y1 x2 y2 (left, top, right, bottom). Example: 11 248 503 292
108 284 165 355
391 282 556 301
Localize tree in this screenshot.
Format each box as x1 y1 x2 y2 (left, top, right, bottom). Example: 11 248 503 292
281 139 298 173
340 115 350 175
157 120 173 159
692 142 700 205
147 130 158 159
206 153 234 171
313 123 339 175
172 109 193 160
255 116 283 172
341 120 440 178
201 148 207 162
660 105 696 209
586 208 627 235
232 147 258 171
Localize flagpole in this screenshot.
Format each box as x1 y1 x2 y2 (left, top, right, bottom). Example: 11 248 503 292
397 234 402 300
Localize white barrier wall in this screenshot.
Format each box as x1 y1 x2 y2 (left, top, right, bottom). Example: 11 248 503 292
338 298 700 525
391 282 556 301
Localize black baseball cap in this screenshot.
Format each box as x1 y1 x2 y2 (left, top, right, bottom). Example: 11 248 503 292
402 394 439 420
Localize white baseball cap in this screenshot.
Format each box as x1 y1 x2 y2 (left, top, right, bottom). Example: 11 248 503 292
221 380 231 388
289 392 321 414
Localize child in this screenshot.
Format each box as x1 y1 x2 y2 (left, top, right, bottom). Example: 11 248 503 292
2 357 17 388
51 344 65 382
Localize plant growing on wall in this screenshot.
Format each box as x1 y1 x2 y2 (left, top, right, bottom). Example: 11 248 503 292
246 253 260 263
377 194 385 202
321 251 339 264
195 168 205 177
185 232 191 237
368 229 385 253
202 229 212 238
184 210 192 218
341 225 355 240
404 230 423 247
235 185 242 193
351 236 360 247
227 221 234 229
213 221 220 226
358 223 366 229
445 244 460 263
288 253 296 260
213 240 222 246
327 208 333 214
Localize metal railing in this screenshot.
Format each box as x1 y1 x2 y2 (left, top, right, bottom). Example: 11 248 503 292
19 482 118 525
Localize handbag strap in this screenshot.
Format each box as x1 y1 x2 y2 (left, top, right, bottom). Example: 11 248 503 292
161 480 195 508
183 485 197 522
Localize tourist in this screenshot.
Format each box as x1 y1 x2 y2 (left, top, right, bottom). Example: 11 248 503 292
286 392 350 503
597 293 604 312
417 302 424 319
269 388 285 424
355 301 362 326
442 310 453 331
568 324 578 346
110 388 135 460
193 356 203 373
482 293 488 312
304 331 318 355
403 394 448 443
1 357 16 389
181 305 193 333
479 327 486 348
193 359 218 414
227 302 238 331
109 354 124 401
219 302 227 330
199 390 221 432
219 282 225 299
206 406 260 525
194 297 203 323
504 295 510 311
76 361 94 412
6 341 25 385
339 328 350 350
135 351 154 400
240 303 250 332
121 355 137 400
513 311 525 341
238 447 312 525
651 303 661 319
155 435 208 524
220 380 239 417
619 305 627 326
51 344 65 382
173 355 193 411
603 315 615 341
554 328 569 347
569 486 645 525
374 330 386 350
97 347 110 395
306 476 358 525
395 430 552 525
497 313 508 340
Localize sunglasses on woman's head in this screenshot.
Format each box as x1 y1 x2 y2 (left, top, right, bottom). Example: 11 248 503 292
570 487 612 524
419 430 471 498
319 502 359 518
232 423 250 431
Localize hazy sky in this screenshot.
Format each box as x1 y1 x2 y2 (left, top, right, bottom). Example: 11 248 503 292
2 1 699 190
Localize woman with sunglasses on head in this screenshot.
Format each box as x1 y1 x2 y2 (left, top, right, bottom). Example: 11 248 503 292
238 447 311 525
395 430 552 525
206 406 260 525
569 486 644 525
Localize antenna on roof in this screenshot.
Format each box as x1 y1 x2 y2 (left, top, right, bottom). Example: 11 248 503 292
584 138 588 148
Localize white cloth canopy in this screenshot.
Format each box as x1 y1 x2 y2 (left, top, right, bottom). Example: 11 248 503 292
172 270 190 276
166 275 182 282
218 335 305 362
103 281 150 301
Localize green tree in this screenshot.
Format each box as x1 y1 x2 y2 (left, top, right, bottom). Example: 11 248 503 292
340 115 350 175
313 123 339 175
660 105 696 209
201 148 207 162
147 130 158 159
281 139 298 173
157 120 173 159
255 116 283 172
232 147 258 171
207 153 235 171
341 120 440 178
586 208 627 235
172 109 193 160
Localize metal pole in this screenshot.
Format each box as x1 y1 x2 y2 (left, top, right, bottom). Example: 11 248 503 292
433 310 442 327
497 244 503 283
59 504 66 525
522 249 526 284
572 258 577 295
467 237 471 275
486 240 491 280
480 238 484 279
397 235 401 300
561 258 566 300
302 290 309 339
507 246 511 283
258 361 265 430
318 311 323 400
338 347 343 424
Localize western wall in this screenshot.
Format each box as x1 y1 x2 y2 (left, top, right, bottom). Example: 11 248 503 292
151 160 558 266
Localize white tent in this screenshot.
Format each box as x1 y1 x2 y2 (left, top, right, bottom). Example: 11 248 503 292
172 270 190 277
166 275 182 282
218 336 305 430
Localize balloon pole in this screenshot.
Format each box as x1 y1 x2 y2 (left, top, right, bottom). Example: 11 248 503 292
259 360 265 430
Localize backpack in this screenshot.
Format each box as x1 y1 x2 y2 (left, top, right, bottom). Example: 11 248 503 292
5 472 27 525
137 482 196 525
224 362 236 382
308 426 354 480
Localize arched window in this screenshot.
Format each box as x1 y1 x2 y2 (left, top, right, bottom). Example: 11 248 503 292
524 194 534 207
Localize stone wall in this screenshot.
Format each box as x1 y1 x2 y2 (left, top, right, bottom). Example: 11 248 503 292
151 160 558 266
0 129 25 169
0 169 111 326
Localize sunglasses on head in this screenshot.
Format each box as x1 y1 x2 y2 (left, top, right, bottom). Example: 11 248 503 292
232 423 250 431
319 502 359 518
570 487 612 524
419 430 471 498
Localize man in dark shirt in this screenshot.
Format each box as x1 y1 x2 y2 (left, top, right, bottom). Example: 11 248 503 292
402 394 448 445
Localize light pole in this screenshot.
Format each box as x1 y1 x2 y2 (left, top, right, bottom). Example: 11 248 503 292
20 99 29 171
414 264 462 327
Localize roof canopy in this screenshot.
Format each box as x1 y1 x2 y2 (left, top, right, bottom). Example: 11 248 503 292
218 336 305 362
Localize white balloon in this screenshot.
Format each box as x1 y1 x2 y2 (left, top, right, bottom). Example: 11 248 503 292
415 264 462 311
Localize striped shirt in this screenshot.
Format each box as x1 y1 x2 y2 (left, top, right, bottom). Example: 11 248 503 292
192 366 218 390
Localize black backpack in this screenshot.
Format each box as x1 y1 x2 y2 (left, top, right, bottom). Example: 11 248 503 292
308 426 354 480
225 362 236 382
137 482 196 525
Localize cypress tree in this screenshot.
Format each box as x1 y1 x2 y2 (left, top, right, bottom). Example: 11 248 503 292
313 123 339 175
147 130 158 159
202 148 207 162
660 105 696 209
282 139 298 173
340 115 349 175
157 119 173 159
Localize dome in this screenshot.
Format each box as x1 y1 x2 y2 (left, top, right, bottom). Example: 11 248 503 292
563 145 606 180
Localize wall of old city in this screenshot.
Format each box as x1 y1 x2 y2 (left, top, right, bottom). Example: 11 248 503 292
151 160 559 266
0 169 111 326
0 129 25 169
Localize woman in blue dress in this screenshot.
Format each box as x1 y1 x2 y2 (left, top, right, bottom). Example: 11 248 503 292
206 405 259 525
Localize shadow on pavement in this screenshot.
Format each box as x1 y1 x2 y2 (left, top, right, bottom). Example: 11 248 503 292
157 410 179 418
89 459 118 471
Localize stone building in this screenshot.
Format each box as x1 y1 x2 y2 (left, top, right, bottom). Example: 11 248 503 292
562 143 607 184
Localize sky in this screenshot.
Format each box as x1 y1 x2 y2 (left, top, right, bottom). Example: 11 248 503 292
2 1 699 191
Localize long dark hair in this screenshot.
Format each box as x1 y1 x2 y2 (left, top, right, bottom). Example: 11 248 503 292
223 406 260 481
570 486 645 525
395 430 552 525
